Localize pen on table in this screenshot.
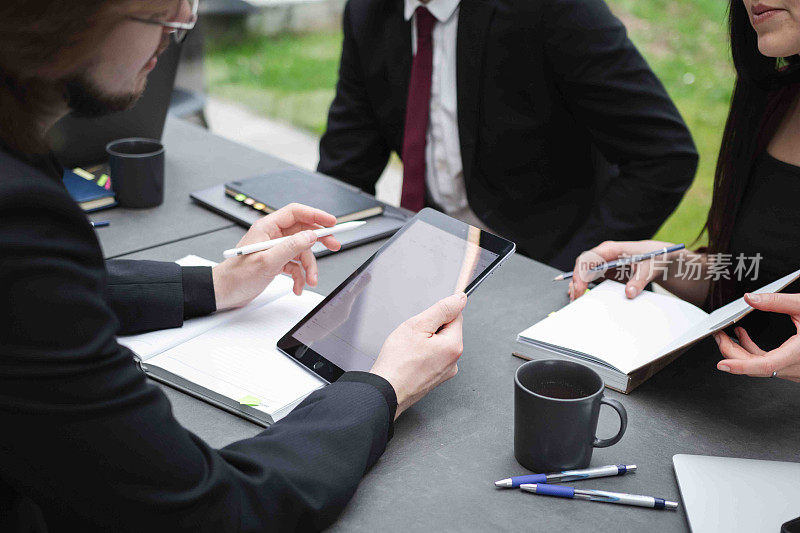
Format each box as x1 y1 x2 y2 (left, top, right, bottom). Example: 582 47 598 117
553 244 686 281
90 220 110 228
520 483 678 510
222 220 366 259
495 464 636 488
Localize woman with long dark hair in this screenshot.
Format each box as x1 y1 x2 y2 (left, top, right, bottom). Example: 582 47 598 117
569 0 800 382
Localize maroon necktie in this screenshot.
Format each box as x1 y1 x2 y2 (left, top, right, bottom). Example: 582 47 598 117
400 6 436 212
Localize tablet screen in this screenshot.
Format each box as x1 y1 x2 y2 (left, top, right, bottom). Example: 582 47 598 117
279 210 514 380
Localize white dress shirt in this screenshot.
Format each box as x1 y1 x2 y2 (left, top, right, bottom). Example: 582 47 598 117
404 0 490 231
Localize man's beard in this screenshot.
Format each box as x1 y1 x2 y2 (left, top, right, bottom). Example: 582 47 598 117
63 75 146 118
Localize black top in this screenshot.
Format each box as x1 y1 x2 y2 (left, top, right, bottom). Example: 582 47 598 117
0 144 397 531
729 153 800 350
318 0 698 270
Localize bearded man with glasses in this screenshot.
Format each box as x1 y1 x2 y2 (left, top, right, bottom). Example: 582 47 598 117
0 1 469 531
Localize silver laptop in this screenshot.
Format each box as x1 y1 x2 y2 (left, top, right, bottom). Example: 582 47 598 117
673 454 800 532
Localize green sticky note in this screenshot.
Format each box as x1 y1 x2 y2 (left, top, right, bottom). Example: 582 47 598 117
234 193 246 202
97 174 109 187
239 395 261 406
585 288 590 295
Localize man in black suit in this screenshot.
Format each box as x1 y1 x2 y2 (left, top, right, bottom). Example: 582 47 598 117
318 0 699 269
0 1 466 530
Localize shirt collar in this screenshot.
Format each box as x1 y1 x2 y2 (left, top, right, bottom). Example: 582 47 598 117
403 0 460 24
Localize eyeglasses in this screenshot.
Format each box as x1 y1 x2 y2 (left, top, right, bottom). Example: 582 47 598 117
128 0 199 44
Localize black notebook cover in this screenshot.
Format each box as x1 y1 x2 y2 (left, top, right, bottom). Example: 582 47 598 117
191 182 410 258
226 169 384 222
142 363 273 427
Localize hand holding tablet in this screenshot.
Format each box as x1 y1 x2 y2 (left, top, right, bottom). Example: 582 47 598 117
371 292 468 419
278 208 516 384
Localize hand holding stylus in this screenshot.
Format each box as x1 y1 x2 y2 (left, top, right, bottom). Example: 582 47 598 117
212 204 342 310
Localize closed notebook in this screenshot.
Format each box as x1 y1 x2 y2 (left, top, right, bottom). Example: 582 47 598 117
225 169 383 223
118 255 325 426
515 268 800 393
62 169 116 212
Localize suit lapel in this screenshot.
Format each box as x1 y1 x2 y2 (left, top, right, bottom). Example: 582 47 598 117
385 2 412 147
456 0 495 182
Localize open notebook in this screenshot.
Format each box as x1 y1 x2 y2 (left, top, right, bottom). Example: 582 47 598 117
515 268 800 393
118 256 325 426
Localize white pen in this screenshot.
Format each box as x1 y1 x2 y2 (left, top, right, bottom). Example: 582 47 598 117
222 220 367 259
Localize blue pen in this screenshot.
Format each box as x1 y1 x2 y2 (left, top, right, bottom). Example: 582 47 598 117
90 220 110 228
553 244 686 281
494 464 636 488
520 483 678 510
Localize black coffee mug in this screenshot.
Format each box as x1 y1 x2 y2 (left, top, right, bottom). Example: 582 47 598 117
514 359 627 472
106 138 165 208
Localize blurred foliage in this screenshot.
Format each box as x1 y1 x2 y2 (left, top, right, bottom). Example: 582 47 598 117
205 0 736 245
608 0 734 244
206 31 341 134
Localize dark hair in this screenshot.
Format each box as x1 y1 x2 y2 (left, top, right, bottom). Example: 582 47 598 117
704 0 800 308
0 1 164 154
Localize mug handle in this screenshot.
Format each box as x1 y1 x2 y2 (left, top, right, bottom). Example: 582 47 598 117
592 397 628 448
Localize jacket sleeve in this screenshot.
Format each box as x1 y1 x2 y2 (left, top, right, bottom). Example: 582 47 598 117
542 0 698 270
317 0 391 194
0 179 396 532
105 260 217 334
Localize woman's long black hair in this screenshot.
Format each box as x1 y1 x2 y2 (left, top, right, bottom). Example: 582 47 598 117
704 0 800 308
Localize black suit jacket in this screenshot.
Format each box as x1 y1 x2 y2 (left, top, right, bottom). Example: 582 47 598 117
318 0 699 269
0 146 397 532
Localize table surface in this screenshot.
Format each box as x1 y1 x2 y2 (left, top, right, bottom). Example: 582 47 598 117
113 120 800 532
92 118 304 259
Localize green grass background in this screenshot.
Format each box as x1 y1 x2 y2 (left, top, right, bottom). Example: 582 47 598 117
205 0 735 245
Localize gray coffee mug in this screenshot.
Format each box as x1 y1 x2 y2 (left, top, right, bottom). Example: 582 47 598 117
514 359 627 472
106 138 165 208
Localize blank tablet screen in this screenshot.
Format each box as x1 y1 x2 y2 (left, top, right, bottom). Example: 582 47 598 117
279 209 514 380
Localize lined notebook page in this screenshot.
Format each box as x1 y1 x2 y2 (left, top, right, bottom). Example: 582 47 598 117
119 256 294 360
145 291 325 415
519 281 708 374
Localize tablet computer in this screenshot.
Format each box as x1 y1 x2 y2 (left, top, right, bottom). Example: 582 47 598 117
277 208 516 383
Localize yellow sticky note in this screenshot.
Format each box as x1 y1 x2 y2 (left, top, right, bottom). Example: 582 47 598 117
548 311 556 317
97 174 109 187
239 395 261 407
585 288 590 295
73 167 95 180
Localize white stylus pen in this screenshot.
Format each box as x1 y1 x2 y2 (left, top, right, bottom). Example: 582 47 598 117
222 220 367 259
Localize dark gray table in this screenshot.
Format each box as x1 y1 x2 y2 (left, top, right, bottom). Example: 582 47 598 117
91 118 302 258
121 226 800 532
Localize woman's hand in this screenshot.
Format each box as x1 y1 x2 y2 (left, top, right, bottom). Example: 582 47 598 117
212 204 341 311
714 293 800 382
370 293 467 419
568 240 679 301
